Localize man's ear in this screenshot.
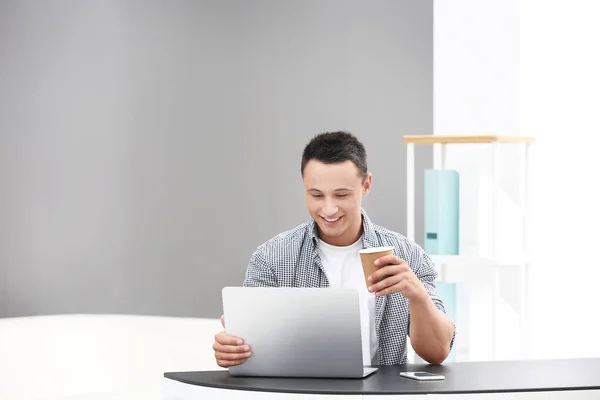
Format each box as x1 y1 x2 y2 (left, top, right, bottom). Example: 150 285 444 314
362 173 372 196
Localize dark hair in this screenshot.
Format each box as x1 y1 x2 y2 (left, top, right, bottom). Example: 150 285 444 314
301 131 368 182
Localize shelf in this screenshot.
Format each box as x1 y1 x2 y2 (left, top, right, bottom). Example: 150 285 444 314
429 255 528 266
429 255 529 284
403 135 536 144
430 255 492 266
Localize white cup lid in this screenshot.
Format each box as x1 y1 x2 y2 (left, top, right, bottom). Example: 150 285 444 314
358 246 394 254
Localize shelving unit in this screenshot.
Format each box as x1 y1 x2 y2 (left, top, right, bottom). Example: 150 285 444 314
404 135 535 362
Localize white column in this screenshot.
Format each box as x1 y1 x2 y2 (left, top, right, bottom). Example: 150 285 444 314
434 0 520 362
406 141 416 364
439 143 447 282
406 142 415 242
490 142 500 360
519 142 531 359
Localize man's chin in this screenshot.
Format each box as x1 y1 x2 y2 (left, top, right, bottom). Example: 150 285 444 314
317 222 345 235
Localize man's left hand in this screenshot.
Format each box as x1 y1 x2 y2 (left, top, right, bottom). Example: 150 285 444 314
367 255 428 301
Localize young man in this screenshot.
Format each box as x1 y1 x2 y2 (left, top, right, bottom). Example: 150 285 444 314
213 131 455 367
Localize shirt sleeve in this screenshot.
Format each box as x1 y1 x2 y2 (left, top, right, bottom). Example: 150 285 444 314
242 245 279 287
409 245 456 353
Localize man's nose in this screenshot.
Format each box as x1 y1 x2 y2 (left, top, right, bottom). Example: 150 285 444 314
323 198 338 216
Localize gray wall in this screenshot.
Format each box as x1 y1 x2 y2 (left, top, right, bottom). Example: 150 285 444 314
0 0 432 318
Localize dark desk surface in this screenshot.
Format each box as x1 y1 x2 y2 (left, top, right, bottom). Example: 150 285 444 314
164 358 600 395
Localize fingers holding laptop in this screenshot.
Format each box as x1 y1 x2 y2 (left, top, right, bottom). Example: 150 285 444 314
213 333 252 367
213 314 252 367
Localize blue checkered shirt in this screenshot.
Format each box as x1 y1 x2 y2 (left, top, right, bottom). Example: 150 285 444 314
242 209 455 365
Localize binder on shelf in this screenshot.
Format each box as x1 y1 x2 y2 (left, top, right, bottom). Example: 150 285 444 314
436 282 457 362
424 169 459 255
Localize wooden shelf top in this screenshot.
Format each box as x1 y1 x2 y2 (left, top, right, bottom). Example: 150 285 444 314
403 135 536 144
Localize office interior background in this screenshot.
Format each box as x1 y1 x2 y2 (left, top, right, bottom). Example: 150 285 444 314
1 0 599 399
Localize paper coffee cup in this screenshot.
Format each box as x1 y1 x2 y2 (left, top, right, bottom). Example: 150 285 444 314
359 246 394 287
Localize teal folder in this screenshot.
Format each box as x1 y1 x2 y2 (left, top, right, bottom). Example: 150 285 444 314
424 169 459 255
436 282 457 362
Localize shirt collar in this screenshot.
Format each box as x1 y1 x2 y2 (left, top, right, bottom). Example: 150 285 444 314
308 208 379 249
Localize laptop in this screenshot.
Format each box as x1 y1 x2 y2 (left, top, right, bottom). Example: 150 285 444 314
221 286 378 379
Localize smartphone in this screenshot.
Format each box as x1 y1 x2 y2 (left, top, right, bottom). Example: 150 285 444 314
399 371 445 381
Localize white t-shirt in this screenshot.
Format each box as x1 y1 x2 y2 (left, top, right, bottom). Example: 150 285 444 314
316 236 377 365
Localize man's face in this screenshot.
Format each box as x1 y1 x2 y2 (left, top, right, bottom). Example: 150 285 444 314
303 159 372 247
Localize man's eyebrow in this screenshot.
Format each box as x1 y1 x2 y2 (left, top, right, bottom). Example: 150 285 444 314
306 187 354 192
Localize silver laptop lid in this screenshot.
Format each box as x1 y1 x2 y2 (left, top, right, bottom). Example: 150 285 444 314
221 286 365 378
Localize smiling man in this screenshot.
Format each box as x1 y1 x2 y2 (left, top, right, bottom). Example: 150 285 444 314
212 131 455 367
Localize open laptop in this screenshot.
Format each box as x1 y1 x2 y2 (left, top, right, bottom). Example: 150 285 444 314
221 286 378 379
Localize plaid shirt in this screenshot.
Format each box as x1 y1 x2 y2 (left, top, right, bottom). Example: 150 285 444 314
242 209 455 365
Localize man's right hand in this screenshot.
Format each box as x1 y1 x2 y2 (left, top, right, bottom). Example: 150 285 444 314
213 315 253 368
